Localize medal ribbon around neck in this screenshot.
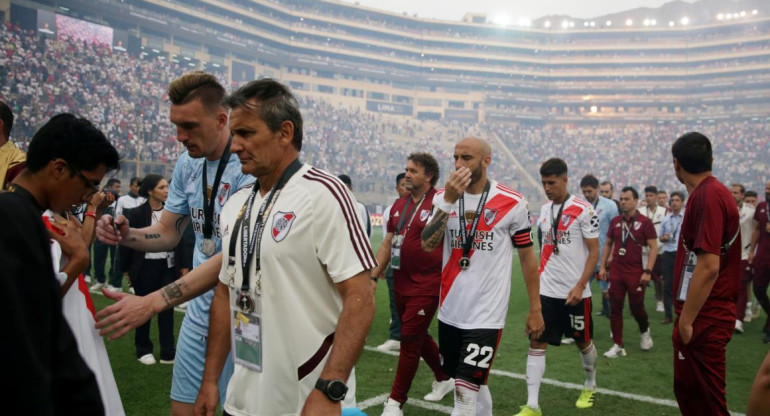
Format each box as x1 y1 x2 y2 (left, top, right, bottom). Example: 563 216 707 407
620 213 639 251
550 194 570 254
458 180 491 266
201 135 233 242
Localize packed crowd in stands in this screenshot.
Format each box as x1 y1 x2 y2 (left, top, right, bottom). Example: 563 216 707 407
1 21 768 208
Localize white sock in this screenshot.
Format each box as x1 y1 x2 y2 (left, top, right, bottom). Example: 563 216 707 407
526 348 546 410
580 342 597 389
451 379 480 416
476 384 492 416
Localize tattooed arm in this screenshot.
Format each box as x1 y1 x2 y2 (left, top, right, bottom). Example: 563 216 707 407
421 208 449 252
96 208 189 252
94 252 223 340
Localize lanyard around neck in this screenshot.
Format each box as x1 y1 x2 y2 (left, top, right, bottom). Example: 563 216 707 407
228 159 302 294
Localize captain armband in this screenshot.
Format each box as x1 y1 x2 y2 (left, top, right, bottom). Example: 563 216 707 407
512 227 534 248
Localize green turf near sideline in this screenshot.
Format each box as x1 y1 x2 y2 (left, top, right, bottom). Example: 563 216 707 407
96 226 767 415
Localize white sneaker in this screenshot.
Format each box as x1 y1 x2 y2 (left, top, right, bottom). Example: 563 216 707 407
735 320 744 334
138 354 156 365
89 282 103 292
376 339 401 352
105 284 122 293
423 378 454 401
603 344 627 358
128 286 135 295
381 398 403 416
84 275 92 283
745 303 753 322
656 301 664 312
561 337 575 345
640 328 653 351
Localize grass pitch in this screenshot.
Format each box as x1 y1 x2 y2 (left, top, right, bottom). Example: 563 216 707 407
94 227 768 415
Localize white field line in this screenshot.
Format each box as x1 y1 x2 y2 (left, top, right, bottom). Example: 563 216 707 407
363 345 746 416
357 393 389 410
357 392 453 414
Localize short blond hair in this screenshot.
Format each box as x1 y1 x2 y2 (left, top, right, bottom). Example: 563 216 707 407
167 71 225 112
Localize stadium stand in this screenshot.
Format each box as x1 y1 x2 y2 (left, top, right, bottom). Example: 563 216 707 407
1 0 768 208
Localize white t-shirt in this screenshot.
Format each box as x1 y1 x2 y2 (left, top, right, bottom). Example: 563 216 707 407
640 205 667 256
432 180 532 330
739 203 757 260
218 165 376 416
537 196 599 299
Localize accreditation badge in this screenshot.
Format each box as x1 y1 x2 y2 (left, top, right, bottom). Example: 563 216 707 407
677 251 696 302
230 287 262 372
390 247 401 270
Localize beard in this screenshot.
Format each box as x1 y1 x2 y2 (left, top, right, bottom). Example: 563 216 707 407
470 163 483 185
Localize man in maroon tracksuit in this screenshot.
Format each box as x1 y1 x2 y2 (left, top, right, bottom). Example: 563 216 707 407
599 186 658 358
749 180 770 343
371 152 453 415
671 132 741 416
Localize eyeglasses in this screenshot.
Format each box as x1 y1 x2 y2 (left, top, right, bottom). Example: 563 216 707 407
68 163 101 198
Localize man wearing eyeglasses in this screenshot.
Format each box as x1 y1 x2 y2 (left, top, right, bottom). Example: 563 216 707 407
0 113 120 414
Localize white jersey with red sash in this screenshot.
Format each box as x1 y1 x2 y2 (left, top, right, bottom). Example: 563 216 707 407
537 196 599 299
432 181 533 330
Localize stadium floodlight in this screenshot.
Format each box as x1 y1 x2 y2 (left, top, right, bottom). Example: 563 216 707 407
606 20 612 26
669 20 675 27
680 17 690 25
492 13 510 26
584 21 590 27
717 13 724 20
651 19 657 25
590 21 596 27
561 20 569 29
544 20 552 28
643 19 650 26
569 21 575 27
726 13 733 19
752 10 758 15
626 18 633 26
590 105 598 113
740 11 746 17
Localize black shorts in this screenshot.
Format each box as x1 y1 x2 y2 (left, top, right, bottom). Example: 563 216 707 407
438 321 502 385
534 295 593 346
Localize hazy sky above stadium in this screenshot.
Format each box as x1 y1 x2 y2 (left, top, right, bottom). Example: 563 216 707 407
348 0 679 21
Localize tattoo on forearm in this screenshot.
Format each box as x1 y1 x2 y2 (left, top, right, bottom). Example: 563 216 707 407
175 217 186 233
144 233 161 240
421 210 449 250
160 281 188 307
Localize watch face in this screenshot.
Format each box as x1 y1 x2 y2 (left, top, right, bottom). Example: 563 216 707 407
327 380 348 401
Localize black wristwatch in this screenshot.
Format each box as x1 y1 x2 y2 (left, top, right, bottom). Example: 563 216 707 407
315 377 348 402
643 269 652 275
